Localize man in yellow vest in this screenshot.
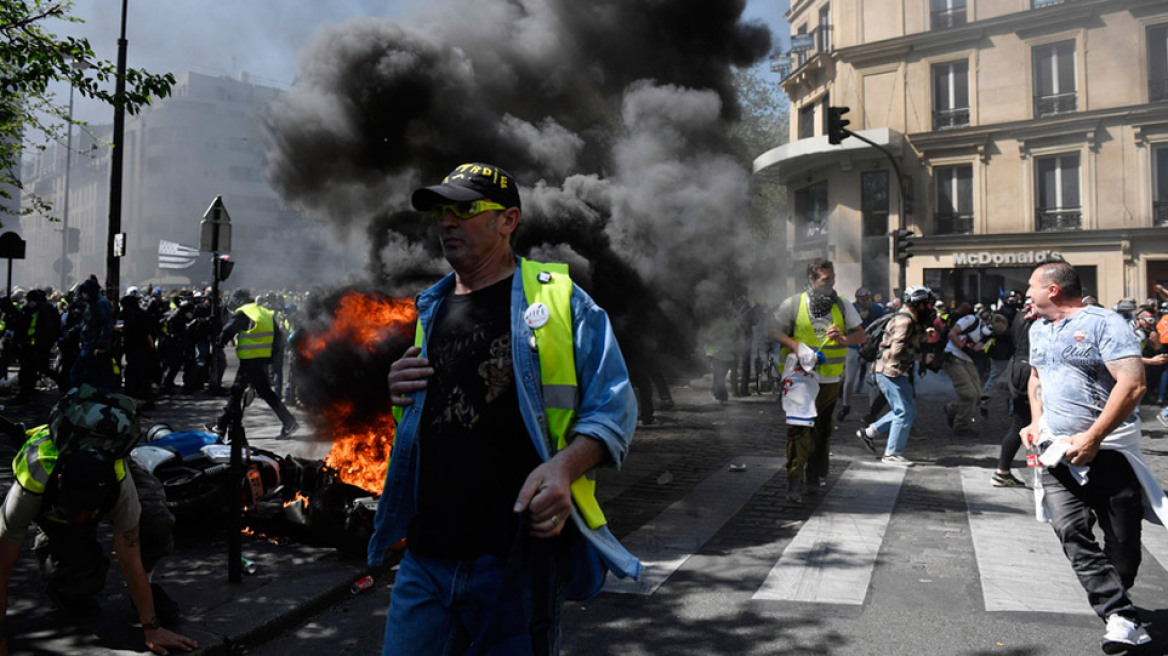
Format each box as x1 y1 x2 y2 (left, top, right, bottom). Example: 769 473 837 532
771 259 866 503
371 162 641 655
0 430 197 655
208 289 299 439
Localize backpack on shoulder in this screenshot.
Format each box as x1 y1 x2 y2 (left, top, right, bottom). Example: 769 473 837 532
857 313 898 363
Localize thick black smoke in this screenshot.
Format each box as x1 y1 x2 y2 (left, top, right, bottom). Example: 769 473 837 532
266 0 772 386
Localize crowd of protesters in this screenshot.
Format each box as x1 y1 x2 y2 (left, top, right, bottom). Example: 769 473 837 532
704 268 1168 474
0 276 309 409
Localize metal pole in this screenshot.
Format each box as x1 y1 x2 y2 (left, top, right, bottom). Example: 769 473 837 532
105 0 129 302
61 84 75 293
842 130 909 294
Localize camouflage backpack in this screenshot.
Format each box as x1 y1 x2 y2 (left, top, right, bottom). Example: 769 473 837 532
48 384 141 459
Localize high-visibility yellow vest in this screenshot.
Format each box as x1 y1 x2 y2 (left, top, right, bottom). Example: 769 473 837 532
235 303 275 360
13 425 126 495
779 293 848 378
27 310 37 346
393 259 608 529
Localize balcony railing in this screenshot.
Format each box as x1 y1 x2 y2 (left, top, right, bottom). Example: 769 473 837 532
1034 91 1077 117
1155 200 1168 227
1035 207 1082 231
936 214 974 235
933 107 970 130
1151 78 1168 102
816 24 833 54
931 7 967 30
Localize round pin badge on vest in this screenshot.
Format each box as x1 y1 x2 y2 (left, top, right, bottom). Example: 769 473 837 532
524 302 550 329
537 271 552 284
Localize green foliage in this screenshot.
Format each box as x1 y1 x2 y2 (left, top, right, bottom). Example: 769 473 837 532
730 65 788 241
0 0 176 222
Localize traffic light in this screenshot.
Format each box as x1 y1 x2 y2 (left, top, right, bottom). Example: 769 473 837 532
893 228 915 263
827 106 851 145
216 254 234 282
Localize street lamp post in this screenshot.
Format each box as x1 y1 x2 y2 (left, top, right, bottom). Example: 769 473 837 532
61 58 90 293
104 0 129 301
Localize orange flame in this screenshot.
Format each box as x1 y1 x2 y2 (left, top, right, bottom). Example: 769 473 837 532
302 291 414 494
282 492 310 509
300 292 416 360
323 400 395 494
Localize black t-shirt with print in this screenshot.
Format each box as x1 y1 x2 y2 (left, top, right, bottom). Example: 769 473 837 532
407 276 540 559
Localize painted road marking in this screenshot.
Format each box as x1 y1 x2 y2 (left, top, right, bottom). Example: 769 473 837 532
753 460 907 604
606 456 784 595
959 466 1093 615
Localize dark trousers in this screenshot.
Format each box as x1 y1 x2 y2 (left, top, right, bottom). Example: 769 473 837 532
786 382 840 484
218 358 295 429
996 394 1030 472
1042 450 1144 619
17 345 53 397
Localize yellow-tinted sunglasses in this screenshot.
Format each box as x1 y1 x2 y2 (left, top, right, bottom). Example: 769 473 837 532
429 200 506 220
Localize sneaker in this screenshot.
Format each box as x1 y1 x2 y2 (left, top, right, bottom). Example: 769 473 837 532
1101 614 1150 654
855 428 876 454
279 419 300 440
1158 412 1168 429
836 404 851 422
881 454 914 466
204 422 225 437
785 481 803 504
660 399 675 410
992 472 1025 488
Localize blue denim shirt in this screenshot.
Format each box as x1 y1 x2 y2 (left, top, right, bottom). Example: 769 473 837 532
367 261 643 582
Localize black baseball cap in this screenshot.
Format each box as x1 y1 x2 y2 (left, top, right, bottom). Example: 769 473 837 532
411 163 521 212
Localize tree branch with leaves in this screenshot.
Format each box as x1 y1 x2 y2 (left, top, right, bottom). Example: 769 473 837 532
0 0 175 222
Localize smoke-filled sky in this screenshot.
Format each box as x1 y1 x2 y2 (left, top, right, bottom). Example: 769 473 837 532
59 0 789 125
56 0 792 372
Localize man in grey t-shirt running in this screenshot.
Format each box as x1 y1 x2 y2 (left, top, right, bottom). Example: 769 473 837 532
1021 260 1153 654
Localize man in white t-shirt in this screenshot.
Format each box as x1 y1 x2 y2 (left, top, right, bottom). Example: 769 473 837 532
771 259 864 503
943 304 993 436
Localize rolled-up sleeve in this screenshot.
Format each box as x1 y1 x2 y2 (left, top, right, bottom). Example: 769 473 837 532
569 288 637 470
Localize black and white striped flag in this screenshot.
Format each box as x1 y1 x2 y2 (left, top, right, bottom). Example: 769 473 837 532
158 239 200 269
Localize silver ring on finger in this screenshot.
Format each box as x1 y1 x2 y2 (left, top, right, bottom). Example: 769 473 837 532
550 514 559 527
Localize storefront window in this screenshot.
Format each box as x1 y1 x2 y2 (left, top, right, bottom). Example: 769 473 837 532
925 265 1097 306
794 182 829 245
862 171 890 297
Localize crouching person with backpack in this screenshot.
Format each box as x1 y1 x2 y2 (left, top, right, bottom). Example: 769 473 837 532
855 287 938 465
0 387 196 655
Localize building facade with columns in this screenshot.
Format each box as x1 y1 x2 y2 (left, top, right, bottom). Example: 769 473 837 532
755 0 1168 307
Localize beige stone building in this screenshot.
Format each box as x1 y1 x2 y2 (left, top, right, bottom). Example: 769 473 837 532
755 0 1168 307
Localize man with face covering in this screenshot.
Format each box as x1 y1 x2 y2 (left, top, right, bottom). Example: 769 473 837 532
771 259 865 503
70 276 115 392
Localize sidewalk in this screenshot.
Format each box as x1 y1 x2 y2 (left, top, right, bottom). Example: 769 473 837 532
0 387 374 656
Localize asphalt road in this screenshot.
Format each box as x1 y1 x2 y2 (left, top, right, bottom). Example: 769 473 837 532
239 371 1168 656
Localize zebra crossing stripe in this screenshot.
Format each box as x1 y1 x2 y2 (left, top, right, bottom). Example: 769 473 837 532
752 460 906 604
605 456 784 595
958 466 1094 615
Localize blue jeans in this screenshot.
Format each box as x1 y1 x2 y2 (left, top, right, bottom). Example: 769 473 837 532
382 548 563 656
870 373 915 457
